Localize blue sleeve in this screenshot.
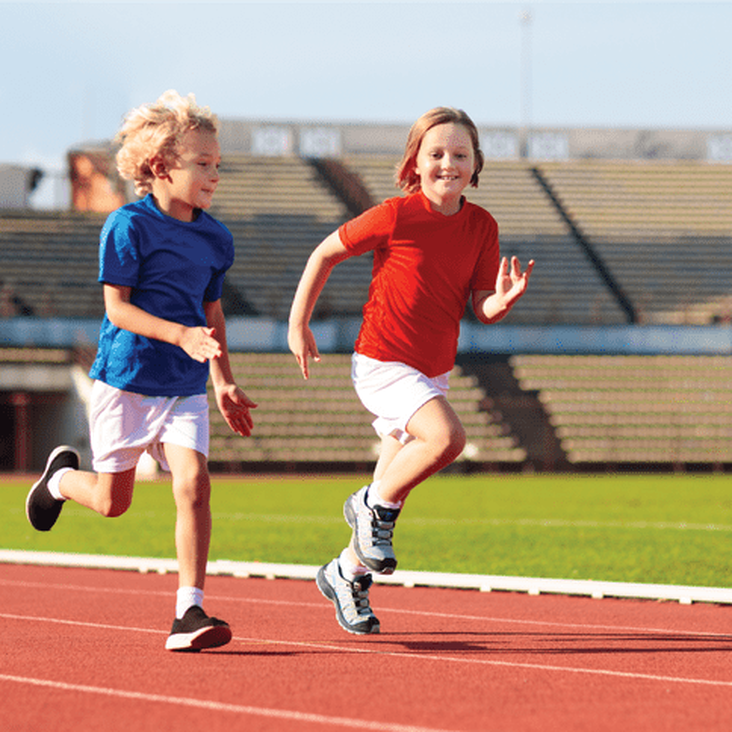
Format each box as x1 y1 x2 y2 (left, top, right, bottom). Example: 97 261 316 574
98 210 141 287
203 223 234 302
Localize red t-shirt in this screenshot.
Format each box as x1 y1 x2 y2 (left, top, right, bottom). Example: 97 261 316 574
339 191 500 377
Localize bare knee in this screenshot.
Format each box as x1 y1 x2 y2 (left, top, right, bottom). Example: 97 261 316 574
435 421 467 464
174 481 210 511
172 466 211 512
97 494 132 518
95 471 135 518
408 398 467 466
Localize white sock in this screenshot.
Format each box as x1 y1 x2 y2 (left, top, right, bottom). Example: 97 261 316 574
367 481 403 510
338 549 368 581
176 586 204 619
47 468 73 501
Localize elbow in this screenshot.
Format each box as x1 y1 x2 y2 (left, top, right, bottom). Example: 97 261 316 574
106 305 127 330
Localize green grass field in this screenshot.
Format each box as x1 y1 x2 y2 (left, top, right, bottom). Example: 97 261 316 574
5 472 732 587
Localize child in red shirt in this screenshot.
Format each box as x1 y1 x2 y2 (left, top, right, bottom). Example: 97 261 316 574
288 107 533 634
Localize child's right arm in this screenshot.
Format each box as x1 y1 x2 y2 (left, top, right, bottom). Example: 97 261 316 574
104 284 222 363
288 231 352 379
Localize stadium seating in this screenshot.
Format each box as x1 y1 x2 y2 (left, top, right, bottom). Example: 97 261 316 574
511 354 732 464
4 150 732 470
208 353 526 467
222 215 371 321
538 160 732 239
4 156 732 326
209 155 349 222
537 161 732 324
0 212 105 318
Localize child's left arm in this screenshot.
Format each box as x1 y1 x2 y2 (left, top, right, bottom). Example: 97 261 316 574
204 300 258 437
472 256 535 325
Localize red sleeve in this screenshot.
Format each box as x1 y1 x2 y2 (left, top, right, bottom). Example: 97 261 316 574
338 198 397 255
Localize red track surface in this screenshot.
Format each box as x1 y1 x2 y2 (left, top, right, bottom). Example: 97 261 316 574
2 562 732 731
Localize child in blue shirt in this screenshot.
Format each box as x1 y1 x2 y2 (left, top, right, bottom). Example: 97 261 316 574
26 90 257 652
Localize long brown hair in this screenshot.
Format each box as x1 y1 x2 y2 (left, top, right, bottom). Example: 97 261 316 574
395 107 484 194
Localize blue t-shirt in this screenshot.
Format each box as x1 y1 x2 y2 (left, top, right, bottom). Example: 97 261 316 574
89 194 235 397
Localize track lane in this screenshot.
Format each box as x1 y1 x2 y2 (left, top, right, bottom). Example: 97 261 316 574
2 563 732 731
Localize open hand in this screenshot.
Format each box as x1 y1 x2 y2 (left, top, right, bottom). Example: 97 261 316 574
215 384 257 437
495 256 535 306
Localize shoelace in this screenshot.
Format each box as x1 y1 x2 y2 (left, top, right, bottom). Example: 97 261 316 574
351 576 374 615
369 507 398 546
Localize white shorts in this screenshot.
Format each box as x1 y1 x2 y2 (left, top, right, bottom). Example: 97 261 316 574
351 353 450 444
89 381 209 474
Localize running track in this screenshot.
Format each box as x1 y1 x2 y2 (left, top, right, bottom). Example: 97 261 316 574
2 563 732 731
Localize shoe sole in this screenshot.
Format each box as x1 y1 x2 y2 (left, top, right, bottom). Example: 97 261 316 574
316 565 380 636
344 493 397 575
25 445 80 531
165 623 232 652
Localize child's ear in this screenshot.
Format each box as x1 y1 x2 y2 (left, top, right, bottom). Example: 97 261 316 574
150 155 169 180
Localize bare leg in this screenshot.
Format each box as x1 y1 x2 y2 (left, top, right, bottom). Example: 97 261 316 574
164 443 212 590
374 396 466 505
58 468 136 518
373 433 405 483
344 396 466 566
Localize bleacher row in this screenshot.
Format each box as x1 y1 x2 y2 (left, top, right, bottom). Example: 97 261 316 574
511 354 732 465
2 154 732 468
3 157 732 325
208 353 526 466
209 352 732 468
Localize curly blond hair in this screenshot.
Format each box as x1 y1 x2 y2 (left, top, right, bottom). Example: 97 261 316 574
395 107 484 194
115 90 219 196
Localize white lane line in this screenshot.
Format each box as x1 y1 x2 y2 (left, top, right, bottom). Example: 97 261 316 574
2 578 732 639
237 635 732 689
0 674 456 732
3 612 732 690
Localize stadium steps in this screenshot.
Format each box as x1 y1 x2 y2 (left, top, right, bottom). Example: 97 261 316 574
4 155 732 327
209 155 350 222
222 215 371 320
536 161 732 325
538 161 732 239
208 353 526 466
0 212 105 318
511 354 732 464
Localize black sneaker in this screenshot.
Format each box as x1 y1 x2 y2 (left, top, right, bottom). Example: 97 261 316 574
26 446 80 531
165 606 232 652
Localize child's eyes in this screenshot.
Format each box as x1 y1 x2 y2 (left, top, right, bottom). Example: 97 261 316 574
430 151 468 160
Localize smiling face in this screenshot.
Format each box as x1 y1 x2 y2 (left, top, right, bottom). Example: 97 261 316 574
153 128 221 222
414 122 476 215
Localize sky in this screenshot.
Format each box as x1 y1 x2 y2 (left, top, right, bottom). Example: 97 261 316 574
2 1 732 206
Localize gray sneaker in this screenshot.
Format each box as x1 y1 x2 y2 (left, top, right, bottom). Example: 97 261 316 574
344 485 400 574
316 559 380 635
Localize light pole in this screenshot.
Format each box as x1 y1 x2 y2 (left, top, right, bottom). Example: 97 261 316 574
519 9 532 159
